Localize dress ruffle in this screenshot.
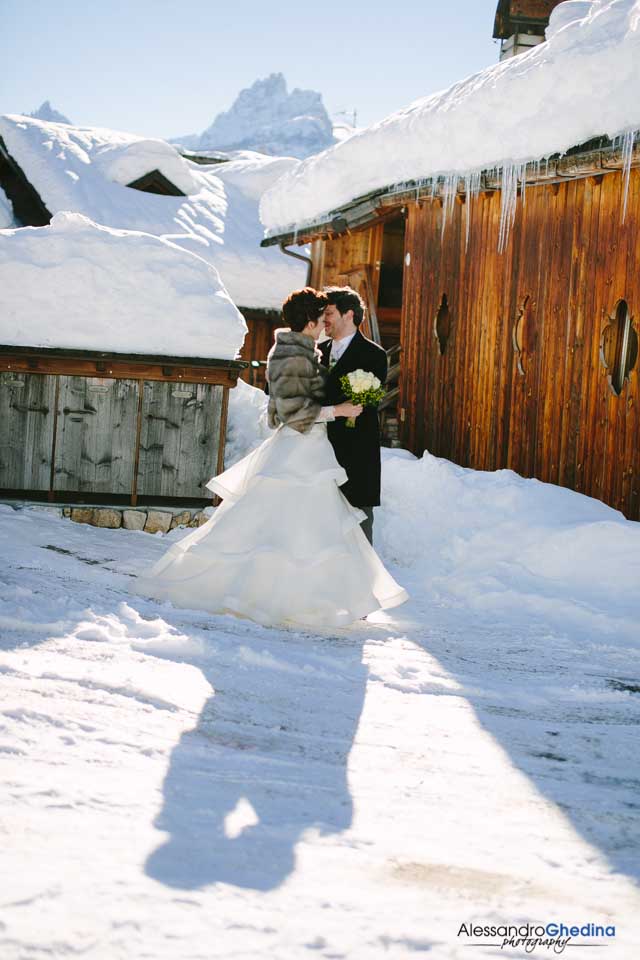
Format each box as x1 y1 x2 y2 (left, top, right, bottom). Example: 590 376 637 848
139 423 408 627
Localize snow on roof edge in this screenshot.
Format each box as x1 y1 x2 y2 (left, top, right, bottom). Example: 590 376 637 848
260 0 640 236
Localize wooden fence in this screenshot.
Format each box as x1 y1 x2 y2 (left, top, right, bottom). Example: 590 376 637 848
0 349 245 503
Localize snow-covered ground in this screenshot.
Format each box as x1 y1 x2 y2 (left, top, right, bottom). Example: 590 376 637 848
2 435 639 958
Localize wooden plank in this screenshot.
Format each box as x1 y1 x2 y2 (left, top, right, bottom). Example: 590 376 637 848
538 175 570 485
415 203 436 455
559 175 592 494
363 264 382 344
217 387 230 477
438 194 463 462
131 380 145 506
398 207 418 447
586 168 620 502
478 185 503 468
0 372 56 490
137 381 224 499
48 377 60 499
552 178 578 486
574 172 604 500
0 344 246 370
53 377 139 494
496 175 522 470
521 185 546 478
0 351 244 386
368 223 384 307
620 170 640 519
604 169 635 512
310 238 326 289
511 0 561 20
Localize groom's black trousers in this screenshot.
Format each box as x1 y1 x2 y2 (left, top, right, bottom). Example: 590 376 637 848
360 508 374 546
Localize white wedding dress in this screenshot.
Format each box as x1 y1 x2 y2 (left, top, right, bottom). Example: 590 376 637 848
141 422 408 628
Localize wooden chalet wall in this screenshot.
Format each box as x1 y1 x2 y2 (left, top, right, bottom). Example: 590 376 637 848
400 167 640 520
310 227 383 341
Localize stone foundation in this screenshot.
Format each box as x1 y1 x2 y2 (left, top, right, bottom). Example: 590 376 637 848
14 503 214 533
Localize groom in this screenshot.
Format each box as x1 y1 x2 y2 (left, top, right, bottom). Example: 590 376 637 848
319 286 388 544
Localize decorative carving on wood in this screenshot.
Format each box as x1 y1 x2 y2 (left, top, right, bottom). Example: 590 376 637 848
434 294 451 356
512 294 534 376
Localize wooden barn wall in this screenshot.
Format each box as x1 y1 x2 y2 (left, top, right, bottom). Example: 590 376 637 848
400 167 640 520
0 372 229 503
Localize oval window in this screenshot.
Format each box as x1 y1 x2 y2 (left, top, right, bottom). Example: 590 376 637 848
601 300 638 396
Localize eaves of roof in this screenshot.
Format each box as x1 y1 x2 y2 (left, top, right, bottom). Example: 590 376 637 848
261 135 639 248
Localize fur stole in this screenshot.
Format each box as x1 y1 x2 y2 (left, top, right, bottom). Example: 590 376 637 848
267 329 327 434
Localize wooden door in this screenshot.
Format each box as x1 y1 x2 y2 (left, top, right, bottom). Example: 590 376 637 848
53 376 139 494
0 372 56 490
136 381 223 498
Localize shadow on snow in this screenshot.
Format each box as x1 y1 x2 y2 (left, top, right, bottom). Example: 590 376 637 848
144 615 368 892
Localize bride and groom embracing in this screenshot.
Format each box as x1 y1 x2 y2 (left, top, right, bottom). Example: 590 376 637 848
142 285 408 628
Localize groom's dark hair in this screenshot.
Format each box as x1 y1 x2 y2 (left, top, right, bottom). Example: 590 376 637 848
282 287 329 331
324 286 365 327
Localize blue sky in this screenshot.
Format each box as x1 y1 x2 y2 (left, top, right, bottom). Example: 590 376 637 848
3 0 500 138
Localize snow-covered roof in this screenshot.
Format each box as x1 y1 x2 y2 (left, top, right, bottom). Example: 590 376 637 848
260 0 640 234
211 152 309 309
0 212 247 360
0 115 305 309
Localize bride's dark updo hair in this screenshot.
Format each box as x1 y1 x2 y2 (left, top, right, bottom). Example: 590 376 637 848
282 287 329 332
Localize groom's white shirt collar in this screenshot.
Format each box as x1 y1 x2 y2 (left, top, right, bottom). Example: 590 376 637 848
330 332 356 363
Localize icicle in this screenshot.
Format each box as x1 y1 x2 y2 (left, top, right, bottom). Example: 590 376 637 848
618 128 637 222
462 170 482 250
441 173 458 238
498 162 525 253
463 174 472 248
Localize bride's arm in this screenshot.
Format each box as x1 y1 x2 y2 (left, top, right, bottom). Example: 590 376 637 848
316 405 335 422
316 403 363 422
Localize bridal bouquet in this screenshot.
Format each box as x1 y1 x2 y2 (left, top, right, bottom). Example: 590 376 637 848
339 369 385 427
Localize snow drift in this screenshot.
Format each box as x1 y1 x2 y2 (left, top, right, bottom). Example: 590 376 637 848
378 448 640 644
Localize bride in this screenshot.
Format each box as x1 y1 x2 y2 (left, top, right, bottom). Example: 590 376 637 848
141 287 408 628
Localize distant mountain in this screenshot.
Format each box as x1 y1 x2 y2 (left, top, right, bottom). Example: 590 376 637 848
173 73 336 160
29 101 72 125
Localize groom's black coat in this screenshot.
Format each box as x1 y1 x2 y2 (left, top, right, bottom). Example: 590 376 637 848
319 330 388 508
